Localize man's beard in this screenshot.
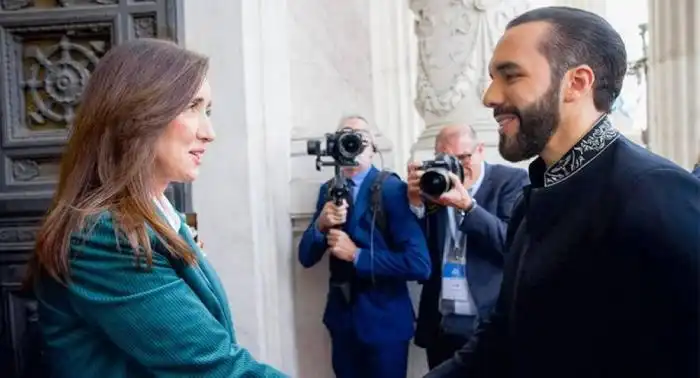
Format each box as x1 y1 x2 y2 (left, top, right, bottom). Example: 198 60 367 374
496 82 560 163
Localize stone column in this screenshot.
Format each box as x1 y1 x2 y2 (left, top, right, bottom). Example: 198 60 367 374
409 0 533 163
184 0 297 375
647 0 700 169
369 0 424 173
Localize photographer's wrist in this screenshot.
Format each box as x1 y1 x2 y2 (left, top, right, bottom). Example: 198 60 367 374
315 218 328 233
409 196 423 207
457 193 474 211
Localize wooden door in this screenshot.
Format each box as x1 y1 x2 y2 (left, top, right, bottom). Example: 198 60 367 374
0 1 188 377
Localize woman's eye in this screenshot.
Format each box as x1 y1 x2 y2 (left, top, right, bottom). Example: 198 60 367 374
205 108 212 117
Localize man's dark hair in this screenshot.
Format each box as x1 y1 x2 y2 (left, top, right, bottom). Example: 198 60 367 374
507 6 627 113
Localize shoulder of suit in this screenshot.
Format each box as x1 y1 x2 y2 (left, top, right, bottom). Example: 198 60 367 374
692 166 700 179
377 170 405 191
487 163 528 184
488 163 526 175
71 210 160 247
608 138 698 189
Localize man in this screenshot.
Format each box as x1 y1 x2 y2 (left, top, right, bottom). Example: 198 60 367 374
407 124 528 369
298 115 430 378
426 6 699 378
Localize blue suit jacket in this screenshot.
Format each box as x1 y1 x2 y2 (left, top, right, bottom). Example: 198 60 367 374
298 166 431 344
414 163 529 348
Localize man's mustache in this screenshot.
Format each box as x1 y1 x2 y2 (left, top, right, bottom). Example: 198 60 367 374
493 106 521 119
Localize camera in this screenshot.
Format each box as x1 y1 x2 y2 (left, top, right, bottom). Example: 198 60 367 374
418 153 465 197
307 128 367 168
307 128 368 206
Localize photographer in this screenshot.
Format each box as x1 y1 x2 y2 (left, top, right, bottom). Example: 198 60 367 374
408 124 528 369
298 115 430 378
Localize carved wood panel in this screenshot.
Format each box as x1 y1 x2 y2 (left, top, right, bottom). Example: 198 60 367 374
0 1 185 377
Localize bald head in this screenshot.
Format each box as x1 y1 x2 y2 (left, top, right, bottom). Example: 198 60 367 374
434 124 485 188
336 114 376 176
337 114 375 144
435 124 478 151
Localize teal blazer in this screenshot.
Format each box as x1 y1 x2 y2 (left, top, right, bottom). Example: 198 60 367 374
35 213 288 378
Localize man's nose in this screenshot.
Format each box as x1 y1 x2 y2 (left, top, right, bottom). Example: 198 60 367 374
482 80 502 109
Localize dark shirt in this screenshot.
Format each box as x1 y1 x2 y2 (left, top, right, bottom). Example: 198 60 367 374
426 117 700 378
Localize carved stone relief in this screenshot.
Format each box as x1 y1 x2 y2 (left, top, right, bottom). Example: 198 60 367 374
0 22 111 145
7 156 60 184
0 0 117 10
410 0 530 120
23 35 105 127
0 225 37 245
133 15 157 38
10 159 40 182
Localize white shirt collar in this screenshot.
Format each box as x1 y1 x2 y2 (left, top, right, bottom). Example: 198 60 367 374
154 195 181 231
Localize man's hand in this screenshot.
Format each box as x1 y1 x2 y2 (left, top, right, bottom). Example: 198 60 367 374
317 200 348 232
327 229 358 262
407 162 424 207
436 172 473 210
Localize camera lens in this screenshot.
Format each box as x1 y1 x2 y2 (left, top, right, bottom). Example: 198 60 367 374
306 139 321 155
338 133 364 158
419 170 451 197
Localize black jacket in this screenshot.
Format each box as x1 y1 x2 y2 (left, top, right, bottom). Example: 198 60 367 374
426 117 700 378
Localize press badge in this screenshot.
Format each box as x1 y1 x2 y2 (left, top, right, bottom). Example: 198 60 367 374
442 260 469 302
441 206 477 315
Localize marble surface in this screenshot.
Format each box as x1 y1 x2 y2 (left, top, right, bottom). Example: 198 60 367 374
287 0 374 139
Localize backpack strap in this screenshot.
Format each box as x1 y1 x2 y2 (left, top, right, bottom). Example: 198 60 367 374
323 170 398 240
369 170 399 240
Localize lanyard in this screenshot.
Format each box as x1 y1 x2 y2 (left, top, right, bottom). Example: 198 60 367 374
447 207 464 256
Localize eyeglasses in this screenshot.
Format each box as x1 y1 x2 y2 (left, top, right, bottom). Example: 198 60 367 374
455 153 473 161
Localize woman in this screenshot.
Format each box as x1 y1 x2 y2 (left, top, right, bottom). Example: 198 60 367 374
27 39 287 377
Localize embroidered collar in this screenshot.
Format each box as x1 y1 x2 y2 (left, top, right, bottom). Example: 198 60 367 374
532 115 620 187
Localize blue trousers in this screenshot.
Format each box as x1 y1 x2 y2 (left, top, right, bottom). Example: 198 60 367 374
330 333 409 378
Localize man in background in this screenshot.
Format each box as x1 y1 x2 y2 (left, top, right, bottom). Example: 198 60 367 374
298 115 430 378
408 124 528 369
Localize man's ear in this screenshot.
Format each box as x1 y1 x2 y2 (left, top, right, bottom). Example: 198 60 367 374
563 64 595 103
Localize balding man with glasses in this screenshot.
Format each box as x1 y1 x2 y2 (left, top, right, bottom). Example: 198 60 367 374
407 124 529 369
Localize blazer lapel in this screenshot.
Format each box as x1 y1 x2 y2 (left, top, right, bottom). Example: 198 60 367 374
174 219 234 333
473 162 493 204
434 207 448 261
347 166 378 234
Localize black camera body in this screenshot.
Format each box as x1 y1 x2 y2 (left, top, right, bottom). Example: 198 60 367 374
307 128 366 169
307 128 367 206
418 153 465 197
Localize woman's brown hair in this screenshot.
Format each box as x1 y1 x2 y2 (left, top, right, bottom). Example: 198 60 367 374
28 38 209 284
